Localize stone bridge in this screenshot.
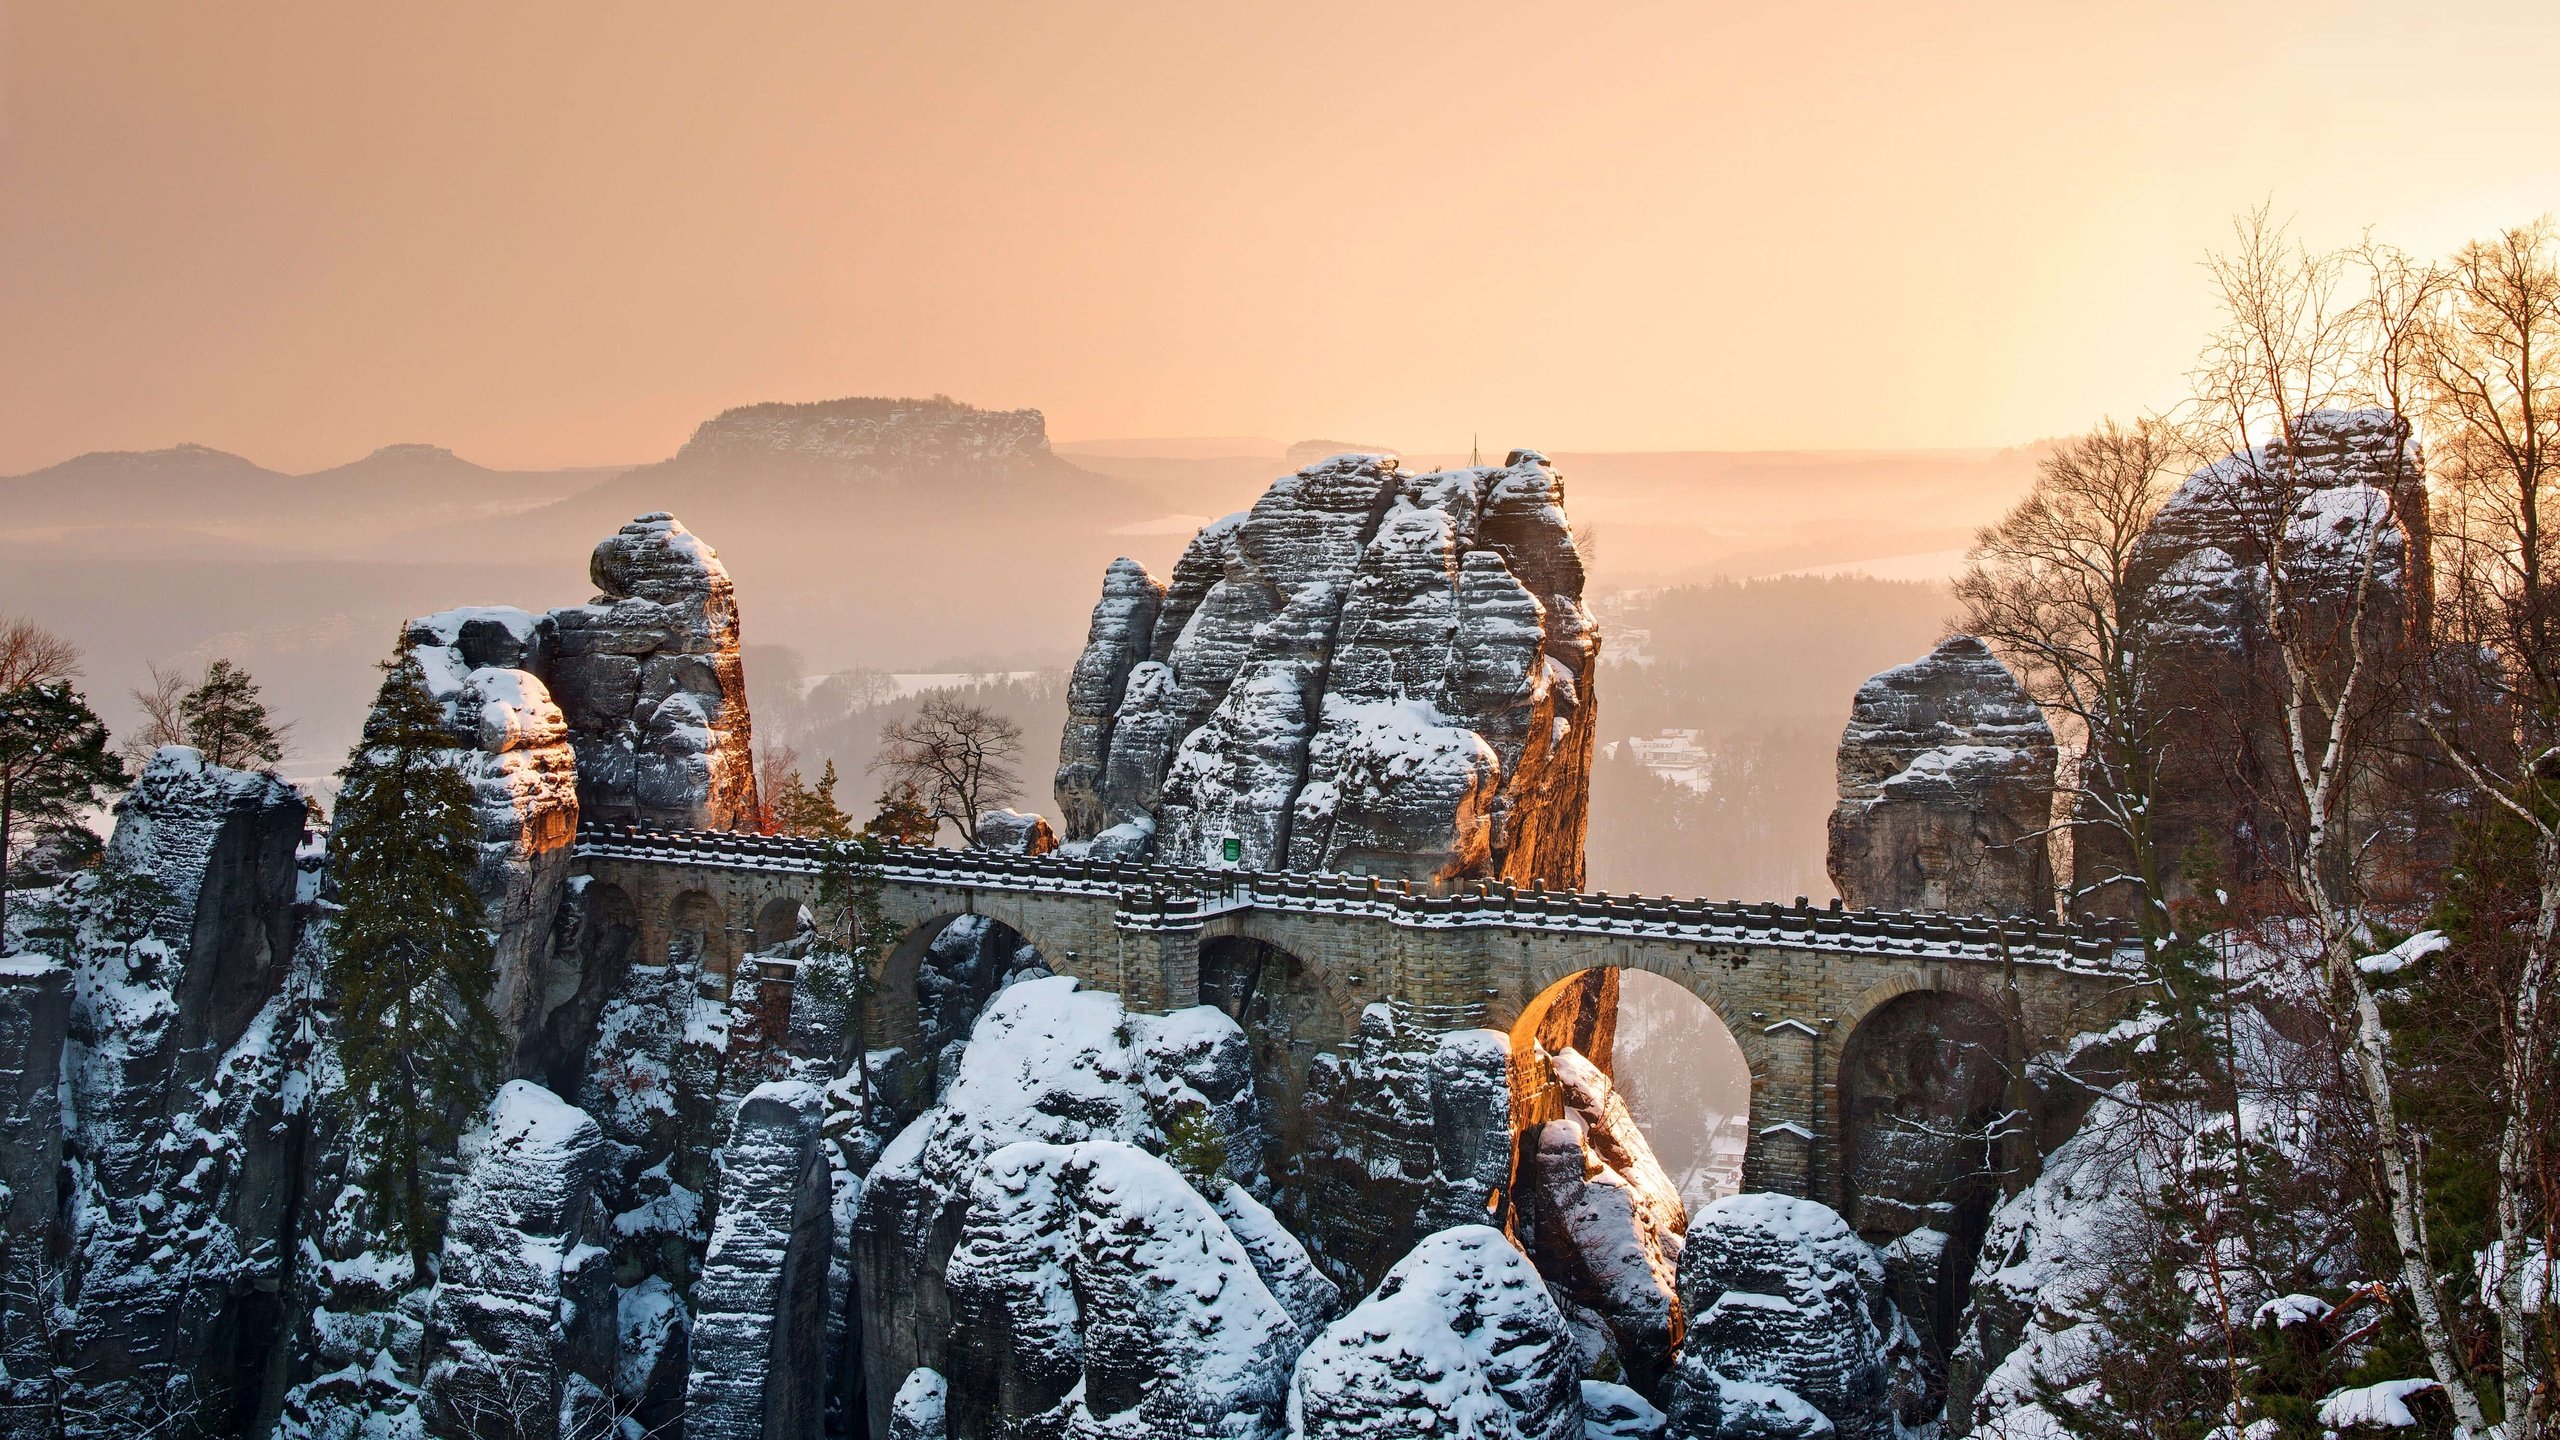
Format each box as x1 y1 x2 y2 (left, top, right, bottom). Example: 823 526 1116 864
571 821 2142 1209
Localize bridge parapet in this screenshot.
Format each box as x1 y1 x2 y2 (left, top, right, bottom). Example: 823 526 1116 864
572 822 2142 973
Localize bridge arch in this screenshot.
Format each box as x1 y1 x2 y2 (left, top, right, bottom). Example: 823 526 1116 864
1508 964 1755 1208
752 894 812 952
1510 947 1777 1080
1833 978 2017 1392
873 910 1063 1060
665 889 730 978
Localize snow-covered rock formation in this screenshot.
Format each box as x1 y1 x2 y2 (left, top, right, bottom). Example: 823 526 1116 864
1663 1195 1911 1440
375 511 757 1073
52 748 310 1426
1515 1047 1689 1392
421 1080 617 1440
2102 408 2431 904
1287 1225 1585 1440
940 1139 1308 1438
687 1080 831 1440
396 606 584 1067
1826 635 2055 916
1287 1004 1516 1291
1054 451 1600 886
971 808 1059 855
554 512 758 831
850 976 1278 1435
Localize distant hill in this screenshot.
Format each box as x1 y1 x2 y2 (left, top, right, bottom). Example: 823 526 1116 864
0 441 616 549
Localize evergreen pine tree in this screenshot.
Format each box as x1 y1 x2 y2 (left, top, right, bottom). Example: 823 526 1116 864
326 656 503 1279
179 658 286 770
774 758 855 840
812 835 892 1099
0 680 125 935
862 782 937 845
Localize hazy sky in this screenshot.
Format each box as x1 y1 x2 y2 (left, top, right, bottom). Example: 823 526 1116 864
4 2 2556 473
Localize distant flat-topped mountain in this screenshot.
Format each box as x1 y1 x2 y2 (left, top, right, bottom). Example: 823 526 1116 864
670 394 1069 472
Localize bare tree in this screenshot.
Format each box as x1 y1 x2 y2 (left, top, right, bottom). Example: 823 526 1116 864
0 619 79 692
869 695 1022 846
752 740 801 834
1956 418 2184 948
2409 219 2560 1440
2192 209 2489 1435
119 663 191 770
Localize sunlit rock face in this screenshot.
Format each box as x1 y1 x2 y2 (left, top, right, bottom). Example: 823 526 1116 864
1054 451 1599 886
2095 407 2432 905
1825 635 2055 916
1514 1046 1689 1393
396 605 584 1065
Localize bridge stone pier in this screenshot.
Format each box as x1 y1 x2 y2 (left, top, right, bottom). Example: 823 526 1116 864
571 822 2142 1208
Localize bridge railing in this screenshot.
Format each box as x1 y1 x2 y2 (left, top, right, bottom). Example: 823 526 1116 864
572 821 2139 969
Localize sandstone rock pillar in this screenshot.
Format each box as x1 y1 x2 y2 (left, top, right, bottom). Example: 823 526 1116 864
1826 636 2056 916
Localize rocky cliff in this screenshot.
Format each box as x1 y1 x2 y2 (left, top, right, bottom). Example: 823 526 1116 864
1054 451 1600 887
2097 406 2431 904
556 512 759 831
1 748 313 1434
1826 635 2055 916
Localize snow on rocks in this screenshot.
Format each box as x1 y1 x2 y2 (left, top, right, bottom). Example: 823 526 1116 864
972 808 1060 855
941 1139 1305 1439
1515 1046 1688 1392
1286 1225 1584 1440
1663 1194 1902 1440
1580 1380 1667 1439
1054 450 1598 887
1825 635 2055 916
56 747 308 1419
2117 408 2431 902
891 1366 951 1440
850 975 1272 1436
391 606 582 1070
422 1080 617 1440
1289 1006 1516 1292
373 512 763 1074
1057 556 1168 839
686 1079 832 1440
2357 929 2448 977
2316 1378 2442 1428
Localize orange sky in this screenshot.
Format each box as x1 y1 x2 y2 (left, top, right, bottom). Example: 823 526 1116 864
4 2 2557 474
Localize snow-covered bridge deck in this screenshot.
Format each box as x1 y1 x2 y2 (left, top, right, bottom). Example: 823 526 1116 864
571 820 2143 1198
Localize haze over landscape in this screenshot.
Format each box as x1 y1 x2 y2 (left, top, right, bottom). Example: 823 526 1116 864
9 2 2555 897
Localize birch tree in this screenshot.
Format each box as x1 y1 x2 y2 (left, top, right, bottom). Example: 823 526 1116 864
2192 210 2491 1435
2412 219 2560 1440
